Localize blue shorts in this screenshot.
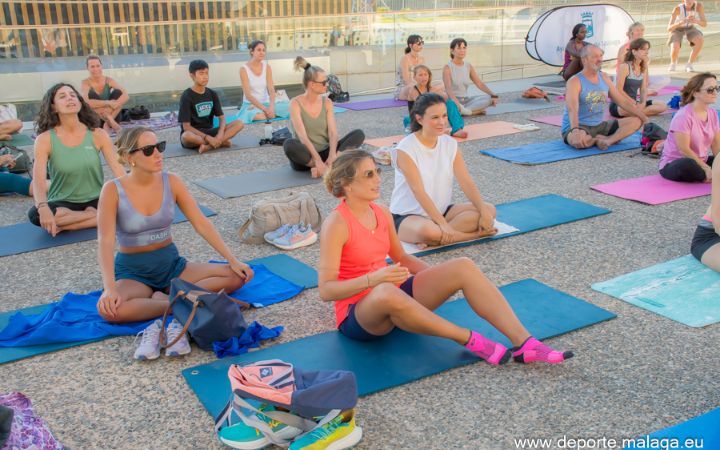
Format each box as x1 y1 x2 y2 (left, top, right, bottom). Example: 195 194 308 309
338 276 415 341
114 242 187 292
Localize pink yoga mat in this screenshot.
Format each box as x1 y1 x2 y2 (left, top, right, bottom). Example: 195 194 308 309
364 121 525 148
651 85 682 97
591 174 711 205
530 115 563 127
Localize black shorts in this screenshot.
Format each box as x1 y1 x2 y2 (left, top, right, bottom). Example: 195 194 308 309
28 198 99 226
562 120 619 144
180 126 219 148
609 100 652 118
392 204 454 231
691 225 720 261
338 276 415 341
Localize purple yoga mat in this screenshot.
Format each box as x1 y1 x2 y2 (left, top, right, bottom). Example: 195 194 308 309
652 85 682 96
530 115 563 127
591 174 711 205
339 98 408 111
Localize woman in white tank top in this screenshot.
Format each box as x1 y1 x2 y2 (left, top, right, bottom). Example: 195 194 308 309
238 40 290 123
442 37 498 116
389 93 497 248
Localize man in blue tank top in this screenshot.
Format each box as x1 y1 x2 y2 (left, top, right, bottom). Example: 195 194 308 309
562 45 648 150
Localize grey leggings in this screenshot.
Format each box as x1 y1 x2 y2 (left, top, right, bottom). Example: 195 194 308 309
283 129 365 171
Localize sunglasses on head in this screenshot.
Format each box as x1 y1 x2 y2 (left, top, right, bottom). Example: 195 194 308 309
703 86 720 94
130 141 166 157
358 167 382 179
312 79 329 86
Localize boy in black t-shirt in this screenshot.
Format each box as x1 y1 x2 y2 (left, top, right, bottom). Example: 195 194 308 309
179 59 244 153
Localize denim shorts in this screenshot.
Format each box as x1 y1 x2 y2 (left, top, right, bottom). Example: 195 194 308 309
114 242 187 291
338 276 415 341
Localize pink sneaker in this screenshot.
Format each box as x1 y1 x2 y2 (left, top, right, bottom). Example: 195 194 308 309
465 331 511 365
512 337 573 364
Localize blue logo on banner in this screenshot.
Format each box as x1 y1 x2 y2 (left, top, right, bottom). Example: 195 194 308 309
582 12 594 38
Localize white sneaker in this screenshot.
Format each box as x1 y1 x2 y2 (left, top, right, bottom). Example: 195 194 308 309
134 320 162 360
685 63 694 73
668 63 677 72
165 319 191 357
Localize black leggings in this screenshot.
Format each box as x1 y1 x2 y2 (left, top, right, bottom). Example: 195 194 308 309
283 129 365 171
659 156 714 182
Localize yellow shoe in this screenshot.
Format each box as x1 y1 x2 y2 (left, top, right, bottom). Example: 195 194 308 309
288 409 362 450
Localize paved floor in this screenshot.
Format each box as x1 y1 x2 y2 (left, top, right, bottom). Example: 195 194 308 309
1 63 719 449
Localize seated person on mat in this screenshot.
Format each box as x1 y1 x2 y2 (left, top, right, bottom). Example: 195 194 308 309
238 40 289 123
692 152 720 271
390 93 496 249
610 39 668 118
659 72 719 183
562 24 588 82
81 55 129 133
562 45 648 150
401 65 467 139
96 127 253 359
443 38 498 116
394 34 426 101
29 83 126 236
0 117 22 141
284 57 364 178
0 154 32 196
179 59 244 154
319 149 573 365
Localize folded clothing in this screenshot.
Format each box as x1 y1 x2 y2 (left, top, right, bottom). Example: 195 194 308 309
212 321 284 358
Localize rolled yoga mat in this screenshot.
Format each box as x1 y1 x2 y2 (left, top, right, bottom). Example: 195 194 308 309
0 204 216 257
591 174 712 205
481 132 641 165
195 166 322 199
592 254 720 327
0 254 317 364
183 278 616 418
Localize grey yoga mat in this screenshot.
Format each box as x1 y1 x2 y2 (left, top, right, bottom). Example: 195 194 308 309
195 166 322 198
486 98 556 115
163 133 260 158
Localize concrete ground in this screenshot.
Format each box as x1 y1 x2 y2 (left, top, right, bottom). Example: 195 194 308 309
1 62 719 449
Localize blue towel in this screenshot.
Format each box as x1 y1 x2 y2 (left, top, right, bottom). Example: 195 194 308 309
212 321 284 358
0 265 300 347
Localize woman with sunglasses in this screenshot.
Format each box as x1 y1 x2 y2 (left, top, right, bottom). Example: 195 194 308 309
395 35 426 101
319 149 573 365
390 93 496 248
96 127 253 358
443 38 498 116
284 57 364 178
29 83 126 236
659 73 720 183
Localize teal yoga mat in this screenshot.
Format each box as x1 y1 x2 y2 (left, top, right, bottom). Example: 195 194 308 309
624 407 720 449
0 133 33 147
183 279 616 418
0 204 216 257
0 254 317 364
216 106 347 126
592 255 720 327
407 194 609 257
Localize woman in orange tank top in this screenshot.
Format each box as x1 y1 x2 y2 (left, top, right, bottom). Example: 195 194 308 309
317 150 574 365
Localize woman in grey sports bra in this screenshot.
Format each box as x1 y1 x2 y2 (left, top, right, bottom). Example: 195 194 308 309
96 127 254 326
610 39 668 118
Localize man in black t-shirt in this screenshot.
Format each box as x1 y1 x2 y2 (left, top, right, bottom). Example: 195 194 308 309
178 59 244 152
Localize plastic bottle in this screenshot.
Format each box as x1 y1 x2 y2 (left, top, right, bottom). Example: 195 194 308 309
264 123 273 140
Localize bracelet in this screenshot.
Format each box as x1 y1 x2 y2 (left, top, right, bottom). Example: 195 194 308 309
36 201 48 209
569 127 583 133
490 94 499 99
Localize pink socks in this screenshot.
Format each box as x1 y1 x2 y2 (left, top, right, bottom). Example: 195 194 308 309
512 337 574 364
464 331 512 365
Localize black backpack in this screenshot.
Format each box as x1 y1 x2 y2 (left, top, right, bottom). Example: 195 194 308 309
641 123 667 157
259 127 292 146
326 74 350 103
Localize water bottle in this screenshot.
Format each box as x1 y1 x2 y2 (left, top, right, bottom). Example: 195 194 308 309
264 123 273 140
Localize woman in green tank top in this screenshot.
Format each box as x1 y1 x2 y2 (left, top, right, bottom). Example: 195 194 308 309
283 57 364 178
29 83 126 236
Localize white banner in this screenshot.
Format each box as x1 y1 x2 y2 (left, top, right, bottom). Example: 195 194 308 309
526 4 635 67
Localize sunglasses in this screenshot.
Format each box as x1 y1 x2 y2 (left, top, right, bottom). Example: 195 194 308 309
130 141 166 157
358 167 382 179
413 40 425 45
312 79 329 86
702 86 720 94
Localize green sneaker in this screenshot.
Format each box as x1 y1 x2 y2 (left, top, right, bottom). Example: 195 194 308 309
289 409 362 450
218 404 302 449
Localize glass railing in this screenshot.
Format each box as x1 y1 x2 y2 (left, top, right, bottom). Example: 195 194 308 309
1 0 718 114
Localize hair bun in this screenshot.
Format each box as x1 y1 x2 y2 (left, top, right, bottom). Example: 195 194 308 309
304 62 311 71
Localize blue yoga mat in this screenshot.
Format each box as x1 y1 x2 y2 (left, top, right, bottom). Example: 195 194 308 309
592 255 720 327
215 106 347 126
0 204 215 257
183 279 616 418
409 194 610 257
481 132 641 165
0 254 317 364
624 407 720 449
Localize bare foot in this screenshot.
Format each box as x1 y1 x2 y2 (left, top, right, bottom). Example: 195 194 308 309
198 144 212 154
310 167 320 178
452 129 468 139
106 114 121 132
220 140 232 148
415 242 429 250
596 138 611 150
477 227 498 238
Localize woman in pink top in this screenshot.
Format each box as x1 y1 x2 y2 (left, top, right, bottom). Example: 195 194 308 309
659 73 720 182
317 150 573 365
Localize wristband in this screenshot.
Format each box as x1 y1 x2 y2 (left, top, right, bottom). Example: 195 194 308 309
490 94 499 99
36 201 48 209
569 127 583 133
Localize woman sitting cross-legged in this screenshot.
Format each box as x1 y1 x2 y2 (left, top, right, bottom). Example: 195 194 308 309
318 149 573 365
283 57 364 178
237 40 290 123
96 126 254 360
390 93 495 249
